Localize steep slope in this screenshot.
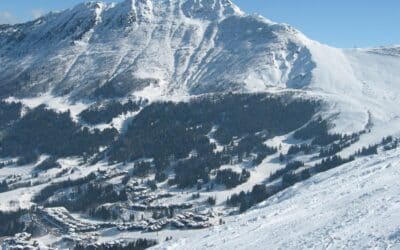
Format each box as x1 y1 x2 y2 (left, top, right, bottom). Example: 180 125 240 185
303 41 400 145
154 148 400 249
1 0 399 145
1 1 400 248
0 0 313 100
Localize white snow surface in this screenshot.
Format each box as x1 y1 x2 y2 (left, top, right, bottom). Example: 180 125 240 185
1 1 400 248
154 148 400 249
0 0 399 143
5 93 89 120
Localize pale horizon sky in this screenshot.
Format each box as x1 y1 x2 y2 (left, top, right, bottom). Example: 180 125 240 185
0 0 399 48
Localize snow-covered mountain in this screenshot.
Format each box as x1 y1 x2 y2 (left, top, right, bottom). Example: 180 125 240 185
0 0 313 99
1 0 400 140
1 0 400 249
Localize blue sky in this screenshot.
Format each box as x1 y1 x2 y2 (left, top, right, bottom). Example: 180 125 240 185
0 0 399 48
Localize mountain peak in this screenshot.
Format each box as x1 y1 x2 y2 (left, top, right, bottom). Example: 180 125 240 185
0 0 309 100
180 0 243 19
114 0 242 21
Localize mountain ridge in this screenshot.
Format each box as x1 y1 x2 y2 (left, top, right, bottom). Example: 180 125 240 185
0 0 313 101
2 0 400 140
1 1 400 249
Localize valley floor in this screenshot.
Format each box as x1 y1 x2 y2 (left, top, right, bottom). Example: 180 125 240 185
153 148 400 249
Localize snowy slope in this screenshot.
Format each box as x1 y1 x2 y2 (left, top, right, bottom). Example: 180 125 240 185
154 148 400 249
0 0 313 100
0 0 399 145
1 1 400 248
296 40 400 150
